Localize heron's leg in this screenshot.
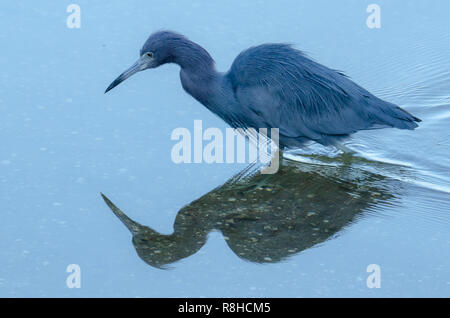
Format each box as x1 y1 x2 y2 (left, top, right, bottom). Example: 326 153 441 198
260 148 281 174
278 149 284 168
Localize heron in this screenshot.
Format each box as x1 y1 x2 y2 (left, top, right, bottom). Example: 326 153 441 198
105 31 421 150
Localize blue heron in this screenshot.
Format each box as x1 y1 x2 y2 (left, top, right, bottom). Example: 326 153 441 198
105 31 421 149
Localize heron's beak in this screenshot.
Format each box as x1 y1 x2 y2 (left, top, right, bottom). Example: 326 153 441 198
105 56 147 93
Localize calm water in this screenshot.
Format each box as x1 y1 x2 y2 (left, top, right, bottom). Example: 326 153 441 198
1 0 449 297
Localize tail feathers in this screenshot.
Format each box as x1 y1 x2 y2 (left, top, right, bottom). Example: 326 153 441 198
373 102 421 130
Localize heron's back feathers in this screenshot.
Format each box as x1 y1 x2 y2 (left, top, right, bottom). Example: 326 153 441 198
227 43 420 146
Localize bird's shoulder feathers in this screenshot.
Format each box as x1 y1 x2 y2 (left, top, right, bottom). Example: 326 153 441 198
226 43 419 141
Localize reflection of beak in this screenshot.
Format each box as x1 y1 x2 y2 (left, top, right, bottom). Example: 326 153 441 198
101 193 141 235
105 56 147 93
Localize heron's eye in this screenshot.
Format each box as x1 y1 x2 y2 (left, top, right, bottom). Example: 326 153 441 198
146 52 154 58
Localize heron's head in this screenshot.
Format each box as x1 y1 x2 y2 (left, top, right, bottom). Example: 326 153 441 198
105 31 188 93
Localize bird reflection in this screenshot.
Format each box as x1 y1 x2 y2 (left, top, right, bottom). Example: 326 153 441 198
101 158 397 269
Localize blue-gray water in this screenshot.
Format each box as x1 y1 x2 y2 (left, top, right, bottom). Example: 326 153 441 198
1 0 449 297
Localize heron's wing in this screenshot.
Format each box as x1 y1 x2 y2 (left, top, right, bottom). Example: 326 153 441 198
227 44 419 141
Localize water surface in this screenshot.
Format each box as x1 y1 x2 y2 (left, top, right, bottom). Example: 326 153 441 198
0 0 449 297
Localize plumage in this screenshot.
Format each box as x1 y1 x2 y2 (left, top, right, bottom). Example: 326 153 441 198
227 43 420 146
106 31 421 149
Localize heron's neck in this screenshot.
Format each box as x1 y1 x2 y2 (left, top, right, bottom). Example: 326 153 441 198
171 39 215 74
172 40 222 106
